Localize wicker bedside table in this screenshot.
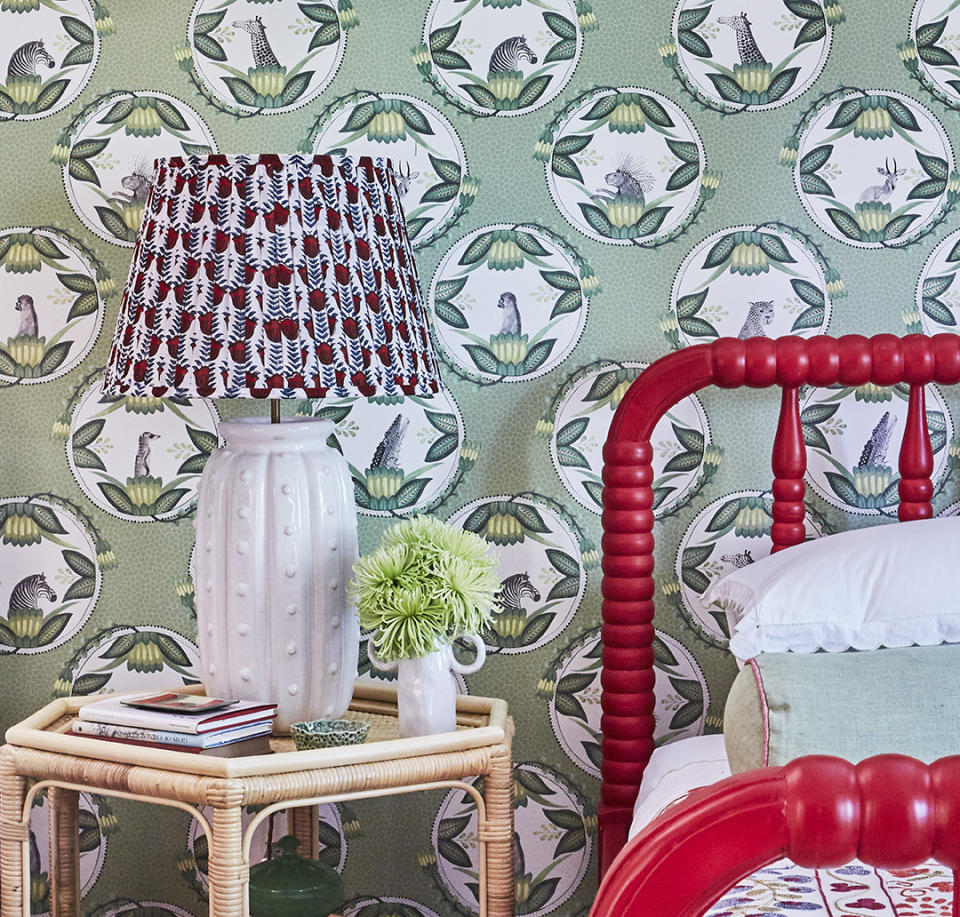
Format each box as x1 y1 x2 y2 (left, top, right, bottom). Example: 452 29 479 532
0 683 515 917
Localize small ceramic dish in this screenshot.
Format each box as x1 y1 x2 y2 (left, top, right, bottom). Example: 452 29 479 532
290 718 370 750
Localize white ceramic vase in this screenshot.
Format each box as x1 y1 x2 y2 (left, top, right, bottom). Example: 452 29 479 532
368 634 486 737
194 416 359 731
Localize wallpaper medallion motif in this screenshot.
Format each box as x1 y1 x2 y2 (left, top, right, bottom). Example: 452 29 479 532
674 489 824 646
0 227 110 385
664 0 840 115
663 222 840 347
426 762 593 917
0 495 104 654
446 493 589 654
418 0 584 117
56 90 217 247
538 625 709 779
64 372 221 522
784 88 957 249
306 388 475 517
303 90 476 250
429 223 592 385
182 0 351 116
0 0 104 120
801 383 953 515
540 86 716 246
540 360 720 517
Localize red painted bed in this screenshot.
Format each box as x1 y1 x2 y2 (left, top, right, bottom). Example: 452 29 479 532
592 334 960 914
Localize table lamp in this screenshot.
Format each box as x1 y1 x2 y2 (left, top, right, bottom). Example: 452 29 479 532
103 153 442 730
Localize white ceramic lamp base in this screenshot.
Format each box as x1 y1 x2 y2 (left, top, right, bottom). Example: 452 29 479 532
194 417 359 732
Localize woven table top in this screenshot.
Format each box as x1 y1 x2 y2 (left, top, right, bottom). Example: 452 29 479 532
4 683 509 779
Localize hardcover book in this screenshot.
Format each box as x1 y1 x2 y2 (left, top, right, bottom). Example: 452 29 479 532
78 694 277 735
66 731 274 758
69 719 273 748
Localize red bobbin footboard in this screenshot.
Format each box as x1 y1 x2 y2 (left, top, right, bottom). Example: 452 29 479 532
598 334 960 875
592 754 960 917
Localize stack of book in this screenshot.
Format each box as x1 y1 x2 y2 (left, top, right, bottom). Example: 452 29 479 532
69 692 278 757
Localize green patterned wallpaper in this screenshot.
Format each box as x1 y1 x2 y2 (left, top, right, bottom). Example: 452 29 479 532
3 1 960 915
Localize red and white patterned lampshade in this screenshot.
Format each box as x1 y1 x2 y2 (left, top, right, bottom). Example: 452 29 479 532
103 154 441 399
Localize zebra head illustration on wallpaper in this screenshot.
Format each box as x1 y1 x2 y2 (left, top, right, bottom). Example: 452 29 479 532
5 572 57 645
737 300 775 340
486 571 542 651
7 40 55 81
858 158 906 203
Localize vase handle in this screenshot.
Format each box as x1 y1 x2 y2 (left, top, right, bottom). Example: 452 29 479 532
450 632 486 676
366 637 399 674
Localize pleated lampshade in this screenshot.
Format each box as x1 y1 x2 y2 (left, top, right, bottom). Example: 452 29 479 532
103 153 441 400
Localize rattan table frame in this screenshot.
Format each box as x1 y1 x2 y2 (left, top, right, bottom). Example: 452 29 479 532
0 683 515 917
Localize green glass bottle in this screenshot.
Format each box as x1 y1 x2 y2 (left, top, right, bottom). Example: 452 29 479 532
248 835 343 917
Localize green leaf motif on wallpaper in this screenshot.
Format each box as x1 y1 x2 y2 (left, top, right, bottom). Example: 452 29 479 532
921 271 958 326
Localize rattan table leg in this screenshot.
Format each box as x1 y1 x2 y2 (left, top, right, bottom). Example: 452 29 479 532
482 741 516 917
0 749 28 917
287 805 319 859
47 788 80 917
208 800 249 917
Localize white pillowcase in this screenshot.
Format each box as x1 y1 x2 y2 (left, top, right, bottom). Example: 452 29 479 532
703 517 960 659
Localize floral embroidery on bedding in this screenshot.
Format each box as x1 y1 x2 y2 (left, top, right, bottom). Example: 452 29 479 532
705 860 953 915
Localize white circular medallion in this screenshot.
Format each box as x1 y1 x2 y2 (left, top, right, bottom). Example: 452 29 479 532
429 224 589 383
187 0 347 115
0 0 100 121
671 0 834 113
311 92 472 250
422 0 582 116
675 489 823 646
430 763 591 917
548 361 714 516
67 375 221 522
62 91 217 246
0 496 101 655
667 223 833 345
310 387 469 517
447 495 585 654
545 87 705 245
791 89 953 248
802 383 953 515
0 228 105 384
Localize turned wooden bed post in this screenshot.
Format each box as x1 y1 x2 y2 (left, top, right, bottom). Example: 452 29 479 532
598 334 960 877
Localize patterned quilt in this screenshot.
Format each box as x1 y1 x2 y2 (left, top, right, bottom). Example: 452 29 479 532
708 860 954 915
629 736 955 916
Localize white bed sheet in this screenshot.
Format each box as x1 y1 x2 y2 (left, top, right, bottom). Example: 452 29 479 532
628 735 955 916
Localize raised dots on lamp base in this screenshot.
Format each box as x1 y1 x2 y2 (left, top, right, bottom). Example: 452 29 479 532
102 154 442 730
195 418 357 729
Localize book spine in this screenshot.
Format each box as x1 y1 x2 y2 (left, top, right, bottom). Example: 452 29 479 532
71 720 205 746
77 706 201 734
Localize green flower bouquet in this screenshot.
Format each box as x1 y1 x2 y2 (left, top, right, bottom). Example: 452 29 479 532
351 515 500 662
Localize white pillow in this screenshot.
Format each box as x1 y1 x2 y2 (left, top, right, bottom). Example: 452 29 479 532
703 517 960 658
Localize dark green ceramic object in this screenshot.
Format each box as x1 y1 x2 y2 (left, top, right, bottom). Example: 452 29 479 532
248 835 343 917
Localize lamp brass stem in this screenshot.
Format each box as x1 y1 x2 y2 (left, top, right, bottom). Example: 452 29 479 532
271 401 280 424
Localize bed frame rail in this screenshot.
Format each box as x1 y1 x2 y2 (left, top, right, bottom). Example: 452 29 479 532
591 754 960 917
599 334 960 874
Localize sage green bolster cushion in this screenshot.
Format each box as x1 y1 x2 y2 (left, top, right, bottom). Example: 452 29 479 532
723 644 960 772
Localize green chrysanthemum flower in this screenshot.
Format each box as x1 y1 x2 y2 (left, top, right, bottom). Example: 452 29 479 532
352 516 498 661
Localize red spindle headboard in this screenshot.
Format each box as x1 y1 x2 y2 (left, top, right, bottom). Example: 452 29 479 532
598 334 960 875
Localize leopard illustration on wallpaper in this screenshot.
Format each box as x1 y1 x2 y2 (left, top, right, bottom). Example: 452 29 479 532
6 2 960 916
